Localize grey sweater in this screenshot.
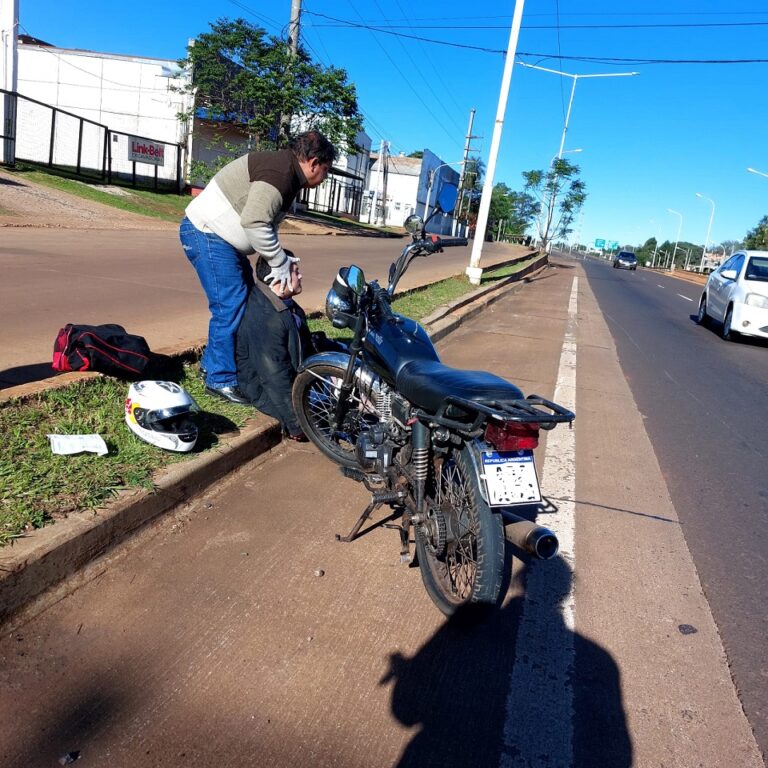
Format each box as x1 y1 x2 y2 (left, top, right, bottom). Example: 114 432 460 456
186 149 306 265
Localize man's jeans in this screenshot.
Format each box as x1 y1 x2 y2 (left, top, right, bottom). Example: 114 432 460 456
179 217 254 388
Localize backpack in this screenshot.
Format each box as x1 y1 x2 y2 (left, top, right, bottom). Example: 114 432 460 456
52 323 151 377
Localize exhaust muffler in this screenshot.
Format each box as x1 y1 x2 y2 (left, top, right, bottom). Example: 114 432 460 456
503 512 559 560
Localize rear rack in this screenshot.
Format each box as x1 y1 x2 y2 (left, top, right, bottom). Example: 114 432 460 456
417 394 574 434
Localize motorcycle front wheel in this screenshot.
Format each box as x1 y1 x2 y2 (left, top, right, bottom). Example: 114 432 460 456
292 362 374 468
416 445 505 616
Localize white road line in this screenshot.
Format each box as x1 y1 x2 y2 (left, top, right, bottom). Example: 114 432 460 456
500 277 578 768
678 294 693 301
657 284 666 289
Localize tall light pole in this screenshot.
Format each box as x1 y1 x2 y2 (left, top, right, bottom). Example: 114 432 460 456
467 0 526 286
519 63 637 252
747 167 768 179
666 208 683 272
518 63 638 163
695 192 715 271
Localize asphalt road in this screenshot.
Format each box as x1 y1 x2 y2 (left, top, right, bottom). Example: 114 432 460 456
575 253 768 756
0 228 526 389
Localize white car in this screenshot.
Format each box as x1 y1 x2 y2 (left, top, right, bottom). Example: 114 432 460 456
697 250 768 340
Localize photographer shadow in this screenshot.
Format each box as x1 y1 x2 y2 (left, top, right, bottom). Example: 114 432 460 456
382 556 631 767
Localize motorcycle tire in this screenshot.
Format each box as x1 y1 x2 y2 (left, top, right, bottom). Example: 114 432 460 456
292 362 371 469
416 444 505 616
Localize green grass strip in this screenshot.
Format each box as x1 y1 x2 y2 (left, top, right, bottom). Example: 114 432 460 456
0 254 541 545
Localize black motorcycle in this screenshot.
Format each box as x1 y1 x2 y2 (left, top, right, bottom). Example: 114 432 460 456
292 186 574 615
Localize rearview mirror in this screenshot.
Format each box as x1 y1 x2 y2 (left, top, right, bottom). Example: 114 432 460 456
721 268 737 281
346 264 366 296
436 183 458 214
404 214 423 234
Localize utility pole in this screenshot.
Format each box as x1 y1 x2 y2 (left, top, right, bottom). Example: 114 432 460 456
378 141 389 226
288 0 301 56
453 108 480 236
281 0 302 139
467 0 526 285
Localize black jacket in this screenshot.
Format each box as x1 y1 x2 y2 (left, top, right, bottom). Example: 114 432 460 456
235 281 314 436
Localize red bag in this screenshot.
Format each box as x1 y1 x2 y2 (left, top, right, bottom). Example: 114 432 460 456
52 323 151 376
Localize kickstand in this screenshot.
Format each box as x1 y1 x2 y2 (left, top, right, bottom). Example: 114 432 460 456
336 498 379 543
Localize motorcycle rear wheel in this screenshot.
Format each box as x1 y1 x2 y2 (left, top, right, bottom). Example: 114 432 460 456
416 445 505 616
292 362 373 468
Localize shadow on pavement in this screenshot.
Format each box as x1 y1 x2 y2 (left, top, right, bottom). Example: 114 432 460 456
0 362 56 389
383 556 632 768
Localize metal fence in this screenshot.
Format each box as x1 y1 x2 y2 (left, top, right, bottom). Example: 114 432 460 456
0 89 183 191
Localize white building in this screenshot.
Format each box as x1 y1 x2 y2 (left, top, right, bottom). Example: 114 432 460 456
363 148 461 234
14 38 190 185
10 36 372 207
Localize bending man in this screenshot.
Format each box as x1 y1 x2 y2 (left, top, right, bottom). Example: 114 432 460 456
180 131 336 404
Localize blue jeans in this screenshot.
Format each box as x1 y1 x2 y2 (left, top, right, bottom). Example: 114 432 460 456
180 217 254 388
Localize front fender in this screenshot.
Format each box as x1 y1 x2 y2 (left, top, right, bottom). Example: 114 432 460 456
297 350 357 374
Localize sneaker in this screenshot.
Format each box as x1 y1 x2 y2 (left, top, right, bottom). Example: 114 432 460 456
204 385 251 405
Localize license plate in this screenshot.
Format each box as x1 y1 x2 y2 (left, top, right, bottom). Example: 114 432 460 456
481 450 541 506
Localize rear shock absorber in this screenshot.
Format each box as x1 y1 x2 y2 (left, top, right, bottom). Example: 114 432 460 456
411 420 429 514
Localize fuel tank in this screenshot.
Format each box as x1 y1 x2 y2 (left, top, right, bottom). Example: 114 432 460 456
363 313 440 384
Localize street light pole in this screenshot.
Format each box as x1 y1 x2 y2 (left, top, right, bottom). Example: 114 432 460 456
666 208 683 272
747 167 768 179
467 0 526 286
518 63 637 251
695 192 715 271
518 63 638 163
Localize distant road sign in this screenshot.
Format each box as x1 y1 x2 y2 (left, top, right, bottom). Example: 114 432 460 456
607 240 619 250
594 238 606 248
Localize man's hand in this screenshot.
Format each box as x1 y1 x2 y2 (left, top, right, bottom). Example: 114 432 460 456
265 253 300 293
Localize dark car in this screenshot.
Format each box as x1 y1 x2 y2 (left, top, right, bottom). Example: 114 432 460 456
613 251 638 270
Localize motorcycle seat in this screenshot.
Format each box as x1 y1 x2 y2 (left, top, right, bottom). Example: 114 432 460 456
396 359 524 415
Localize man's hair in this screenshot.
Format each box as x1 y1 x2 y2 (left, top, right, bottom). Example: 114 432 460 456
289 131 337 166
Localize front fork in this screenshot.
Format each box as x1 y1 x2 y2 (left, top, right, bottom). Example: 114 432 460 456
331 313 366 432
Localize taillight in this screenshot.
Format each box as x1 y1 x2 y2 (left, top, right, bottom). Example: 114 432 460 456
484 421 539 451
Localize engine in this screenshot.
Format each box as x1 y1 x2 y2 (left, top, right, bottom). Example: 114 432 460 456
353 367 411 474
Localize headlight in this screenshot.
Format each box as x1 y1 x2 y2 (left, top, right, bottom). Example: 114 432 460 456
745 293 768 309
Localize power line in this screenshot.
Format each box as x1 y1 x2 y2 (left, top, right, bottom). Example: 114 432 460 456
332 0 459 145
303 11 506 54
518 52 768 65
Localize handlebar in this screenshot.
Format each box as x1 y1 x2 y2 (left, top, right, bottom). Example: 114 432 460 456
436 237 469 248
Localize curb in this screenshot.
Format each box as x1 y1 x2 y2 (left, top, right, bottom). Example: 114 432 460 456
0 255 549 624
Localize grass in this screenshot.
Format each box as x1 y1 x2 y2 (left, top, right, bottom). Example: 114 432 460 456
4 162 189 221
0 253 542 546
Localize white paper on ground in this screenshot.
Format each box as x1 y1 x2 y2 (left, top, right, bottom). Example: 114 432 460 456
47 434 109 456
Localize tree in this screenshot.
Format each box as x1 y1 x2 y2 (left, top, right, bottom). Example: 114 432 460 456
522 158 587 253
720 239 743 256
407 150 424 159
487 184 539 241
744 215 768 250
635 237 658 266
178 18 363 181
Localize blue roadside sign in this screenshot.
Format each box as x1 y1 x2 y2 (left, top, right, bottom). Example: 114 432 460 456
594 238 606 248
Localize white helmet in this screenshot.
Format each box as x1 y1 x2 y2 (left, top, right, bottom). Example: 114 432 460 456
125 381 199 452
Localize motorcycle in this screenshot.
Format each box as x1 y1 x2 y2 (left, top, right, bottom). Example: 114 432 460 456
291 185 574 616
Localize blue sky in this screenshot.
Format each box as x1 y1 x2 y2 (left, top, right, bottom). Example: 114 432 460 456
17 0 768 250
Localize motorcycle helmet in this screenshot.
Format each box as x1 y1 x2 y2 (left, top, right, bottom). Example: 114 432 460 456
325 266 357 321
125 381 199 452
